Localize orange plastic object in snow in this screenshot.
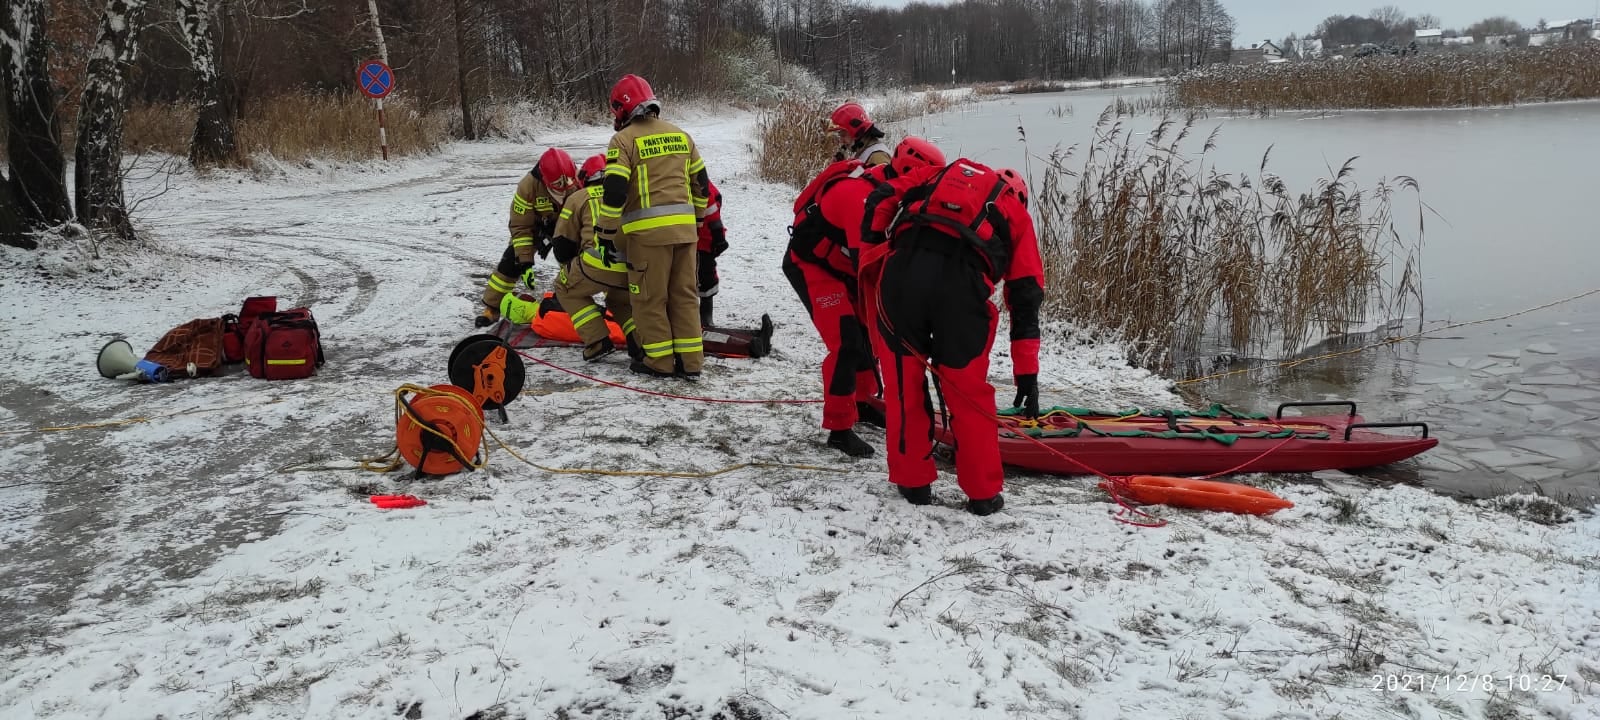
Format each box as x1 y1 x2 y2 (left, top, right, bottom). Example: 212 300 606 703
1101 475 1294 515
370 494 428 509
395 383 485 476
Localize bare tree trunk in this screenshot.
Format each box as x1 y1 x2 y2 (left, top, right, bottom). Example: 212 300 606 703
452 0 475 140
1 170 37 249
367 0 390 63
74 0 150 242
1 0 73 229
178 0 236 167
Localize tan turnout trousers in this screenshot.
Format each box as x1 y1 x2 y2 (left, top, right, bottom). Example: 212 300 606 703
554 257 635 350
626 241 703 374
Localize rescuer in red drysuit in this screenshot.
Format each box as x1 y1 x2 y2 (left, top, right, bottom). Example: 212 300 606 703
783 137 947 458
695 179 728 326
858 159 1043 516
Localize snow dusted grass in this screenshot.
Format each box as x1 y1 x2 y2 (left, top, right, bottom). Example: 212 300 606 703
1172 43 1600 112
1 102 1598 720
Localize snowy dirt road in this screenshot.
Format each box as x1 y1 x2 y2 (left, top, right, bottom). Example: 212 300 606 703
1 105 1598 720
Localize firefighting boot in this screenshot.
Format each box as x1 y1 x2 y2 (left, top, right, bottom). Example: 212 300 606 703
699 296 714 327
826 429 873 458
625 332 643 361
897 483 934 506
583 338 617 362
474 307 499 328
856 401 887 429
966 493 1006 516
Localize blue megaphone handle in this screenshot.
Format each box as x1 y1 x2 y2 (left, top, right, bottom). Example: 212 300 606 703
134 359 173 383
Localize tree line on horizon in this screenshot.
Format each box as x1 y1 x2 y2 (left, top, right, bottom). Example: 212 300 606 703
1278 5 1587 56
2 0 1238 248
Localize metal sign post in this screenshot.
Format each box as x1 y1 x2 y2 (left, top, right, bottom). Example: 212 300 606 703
358 59 395 160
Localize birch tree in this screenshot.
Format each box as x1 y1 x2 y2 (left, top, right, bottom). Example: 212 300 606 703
75 0 150 241
2 0 73 231
177 0 235 166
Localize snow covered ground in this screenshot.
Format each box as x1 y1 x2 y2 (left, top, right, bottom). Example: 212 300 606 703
2 98 1599 720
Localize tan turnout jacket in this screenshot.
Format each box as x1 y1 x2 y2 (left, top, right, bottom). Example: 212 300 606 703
597 115 708 247
508 172 562 261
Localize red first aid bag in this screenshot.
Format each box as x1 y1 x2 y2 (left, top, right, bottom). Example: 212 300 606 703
244 307 325 380
223 296 278 363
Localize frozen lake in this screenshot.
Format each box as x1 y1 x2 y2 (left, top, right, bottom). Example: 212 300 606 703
906 88 1600 505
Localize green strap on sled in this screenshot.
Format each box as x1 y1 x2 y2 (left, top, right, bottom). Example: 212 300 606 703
1014 423 1329 445
999 402 1270 421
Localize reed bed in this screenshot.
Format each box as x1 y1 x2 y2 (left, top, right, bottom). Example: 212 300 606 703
120 92 447 168
755 99 838 187
1170 43 1600 111
1032 109 1424 375
756 91 964 186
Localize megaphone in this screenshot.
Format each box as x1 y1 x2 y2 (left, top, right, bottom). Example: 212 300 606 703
96 339 172 382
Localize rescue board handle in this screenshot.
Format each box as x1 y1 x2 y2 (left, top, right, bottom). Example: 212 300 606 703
1344 422 1430 441
1276 401 1358 419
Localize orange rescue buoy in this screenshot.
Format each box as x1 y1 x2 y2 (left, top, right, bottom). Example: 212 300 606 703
1100 475 1294 515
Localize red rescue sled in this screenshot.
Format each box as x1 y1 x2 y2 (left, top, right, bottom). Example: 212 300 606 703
936 401 1436 477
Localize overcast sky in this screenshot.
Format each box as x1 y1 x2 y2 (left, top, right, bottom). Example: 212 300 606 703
854 1 1599 46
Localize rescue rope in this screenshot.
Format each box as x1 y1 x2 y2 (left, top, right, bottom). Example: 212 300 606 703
506 327 825 405
0 398 286 436
1177 286 1600 386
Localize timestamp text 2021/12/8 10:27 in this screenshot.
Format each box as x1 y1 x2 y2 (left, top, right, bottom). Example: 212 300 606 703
1371 674 1569 693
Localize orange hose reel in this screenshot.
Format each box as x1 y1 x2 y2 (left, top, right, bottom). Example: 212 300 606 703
395 384 486 476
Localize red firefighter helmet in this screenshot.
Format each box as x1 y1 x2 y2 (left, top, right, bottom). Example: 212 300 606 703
828 102 875 142
998 167 1029 206
580 153 607 184
537 148 579 195
890 136 946 177
609 74 660 130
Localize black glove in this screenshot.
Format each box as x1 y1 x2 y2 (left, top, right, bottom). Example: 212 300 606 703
1012 374 1039 418
710 233 729 259
598 237 621 266
536 237 552 260
551 237 579 265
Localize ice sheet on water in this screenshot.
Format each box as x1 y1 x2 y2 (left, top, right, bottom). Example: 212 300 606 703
1499 390 1545 406
1541 387 1600 404
1448 357 1472 368
1483 365 1524 377
1518 375 1582 387
1507 465 1566 483
1463 450 1559 469
1450 437 1501 451
1525 343 1559 355
1488 350 1522 360
1529 404 1588 427
1501 436 1593 461
1467 358 1499 371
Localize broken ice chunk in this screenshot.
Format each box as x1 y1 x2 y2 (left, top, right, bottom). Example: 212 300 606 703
1525 343 1558 355
1463 450 1557 469
1488 350 1521 360
1501 437 1593 461
1518 375 1582 387
1449 357 1472 368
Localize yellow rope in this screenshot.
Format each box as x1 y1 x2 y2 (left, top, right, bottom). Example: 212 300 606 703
1177 287 1600 386
0 398 286 435
280 384 861 480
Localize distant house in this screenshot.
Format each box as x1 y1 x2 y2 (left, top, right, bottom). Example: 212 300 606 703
1443 35 1476 46
1230 40 1284 64
1484 33 1519 46
1414 28 1444 45
1531 19 1594 46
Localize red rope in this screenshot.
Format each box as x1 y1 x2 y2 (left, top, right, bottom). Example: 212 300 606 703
505 328 824 405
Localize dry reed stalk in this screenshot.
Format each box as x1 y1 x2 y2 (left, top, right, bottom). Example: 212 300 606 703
1033 108 1425 376
238 93 445 163
1170 43 1600 112
756 99 838 187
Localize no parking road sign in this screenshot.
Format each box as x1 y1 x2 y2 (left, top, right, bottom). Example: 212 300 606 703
358 59 394 160
358 59 394 99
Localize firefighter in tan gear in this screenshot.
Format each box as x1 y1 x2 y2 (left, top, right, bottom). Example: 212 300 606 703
550 154 636 361
475 148 581 327
596 74 713 380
